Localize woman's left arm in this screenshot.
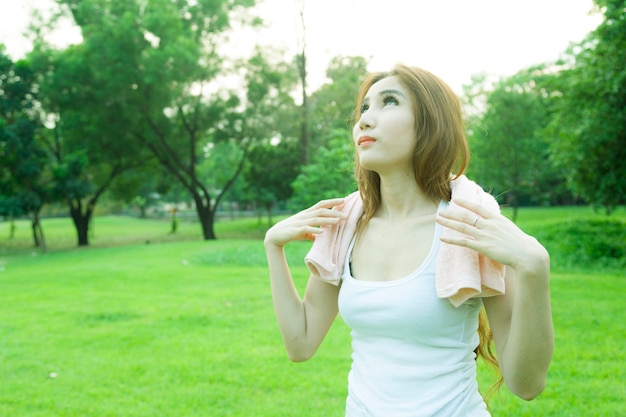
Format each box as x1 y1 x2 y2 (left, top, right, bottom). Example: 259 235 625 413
437 198 554 400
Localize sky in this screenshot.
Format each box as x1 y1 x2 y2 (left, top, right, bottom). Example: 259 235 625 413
0 0 603 94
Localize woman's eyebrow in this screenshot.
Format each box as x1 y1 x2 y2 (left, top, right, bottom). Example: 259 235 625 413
363 88 407 103
378 88 407 98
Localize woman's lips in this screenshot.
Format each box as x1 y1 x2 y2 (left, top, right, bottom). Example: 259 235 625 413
358 136 376 146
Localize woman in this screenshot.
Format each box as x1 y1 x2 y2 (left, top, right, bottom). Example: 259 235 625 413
264 64 553 416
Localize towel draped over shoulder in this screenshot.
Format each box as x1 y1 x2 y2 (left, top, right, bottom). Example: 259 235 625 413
304 175 505 307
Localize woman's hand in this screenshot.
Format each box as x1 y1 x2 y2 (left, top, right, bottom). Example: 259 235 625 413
264 198 347 248
436 198 549 274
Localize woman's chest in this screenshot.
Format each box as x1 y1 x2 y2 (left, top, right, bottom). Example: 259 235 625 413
350 218 436 282
338 269 480 343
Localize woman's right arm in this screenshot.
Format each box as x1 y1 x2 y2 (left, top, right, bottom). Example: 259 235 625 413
264 198 346 361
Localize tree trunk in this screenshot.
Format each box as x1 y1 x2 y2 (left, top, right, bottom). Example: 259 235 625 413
298 53 309 166
193 192 217 240
9 216 16 239
70 202 94 246
266 202 274 227
297 9 310 165
198 206 216 240
31 211 47 251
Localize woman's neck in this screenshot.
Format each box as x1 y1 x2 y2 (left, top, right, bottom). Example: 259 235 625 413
376 172 438 219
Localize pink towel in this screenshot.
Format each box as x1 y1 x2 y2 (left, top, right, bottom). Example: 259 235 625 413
437 175 506 307
304 175 505 307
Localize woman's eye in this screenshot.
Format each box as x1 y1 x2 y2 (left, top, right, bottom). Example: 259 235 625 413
383 95 398 106
360 103 369 113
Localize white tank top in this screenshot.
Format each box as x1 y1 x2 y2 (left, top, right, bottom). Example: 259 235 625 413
338 206 491 417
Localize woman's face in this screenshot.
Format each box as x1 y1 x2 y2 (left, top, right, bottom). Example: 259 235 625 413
353 76 416 175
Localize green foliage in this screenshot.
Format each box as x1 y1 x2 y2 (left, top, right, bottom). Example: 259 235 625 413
108 162 169 213
200 141 246 194
308 56 368 151
535 219 626 271
0 49 52 247
232 48 303 220
234 48 300 155
465 1 626 214
465 67 568 218
51 151 93 201
26 5 155 245
0 51 45 211
543 0 626 213
244 140 301 215
289 129 357 210
26 0 268 241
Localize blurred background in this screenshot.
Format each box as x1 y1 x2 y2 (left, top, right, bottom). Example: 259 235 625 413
1 0 622 247
0 1 624 415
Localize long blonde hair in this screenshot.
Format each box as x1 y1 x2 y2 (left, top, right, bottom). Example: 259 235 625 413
351 64 501 396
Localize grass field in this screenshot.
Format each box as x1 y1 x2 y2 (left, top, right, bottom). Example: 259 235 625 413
0 207 625 416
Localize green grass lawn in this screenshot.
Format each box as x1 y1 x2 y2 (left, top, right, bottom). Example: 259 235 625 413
0 214 271 256
0 209 624 416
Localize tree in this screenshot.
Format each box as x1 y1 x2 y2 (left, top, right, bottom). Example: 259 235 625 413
466 68 561 219
30 38 148 246
107 160 169 218
289 129 356 210
31 0 263 241
198 140 247 211
308 56 368 151
244 140 300 225
295 2 310 166
158 49 298 238
286 56 366 211
0 48 51 248
234 46 302 224
544 0 626 213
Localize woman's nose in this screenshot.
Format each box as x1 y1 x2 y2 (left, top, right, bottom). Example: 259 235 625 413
358 111 375 130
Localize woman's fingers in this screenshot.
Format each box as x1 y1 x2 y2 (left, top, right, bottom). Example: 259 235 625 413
305 198 348 223
265 198 347 247
437 197 499 233
436 200 542 268
308 198 346 213
451 198 493 218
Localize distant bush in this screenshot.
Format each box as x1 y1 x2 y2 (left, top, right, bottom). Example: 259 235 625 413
536 219 626 272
